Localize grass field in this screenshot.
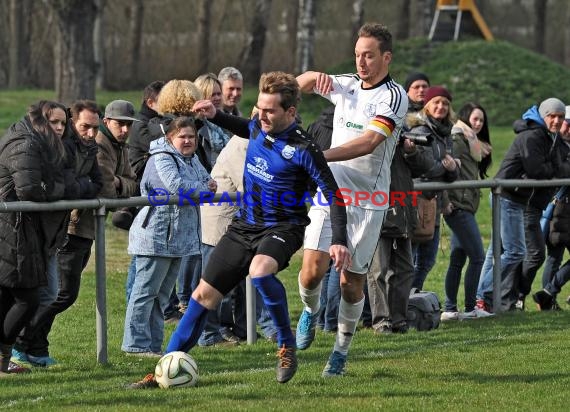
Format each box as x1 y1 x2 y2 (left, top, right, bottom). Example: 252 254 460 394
2 222 570 411
1 92 570 410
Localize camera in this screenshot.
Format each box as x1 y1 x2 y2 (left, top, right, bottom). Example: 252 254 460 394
401 131 431 146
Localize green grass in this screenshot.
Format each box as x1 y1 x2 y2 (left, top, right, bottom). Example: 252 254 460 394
2 126 569 411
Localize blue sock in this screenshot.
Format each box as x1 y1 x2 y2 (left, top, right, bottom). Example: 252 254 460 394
252 275 295 348
166 298 208 353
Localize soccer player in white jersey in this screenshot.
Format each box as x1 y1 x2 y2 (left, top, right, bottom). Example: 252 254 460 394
296 22 408 377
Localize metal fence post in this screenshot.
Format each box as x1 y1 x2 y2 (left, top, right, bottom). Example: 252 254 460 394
245 275 257 344
491 187 502 314
94 206 108 364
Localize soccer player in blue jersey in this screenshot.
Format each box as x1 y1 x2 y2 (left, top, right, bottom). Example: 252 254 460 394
295 23 409 377
129 71 350 388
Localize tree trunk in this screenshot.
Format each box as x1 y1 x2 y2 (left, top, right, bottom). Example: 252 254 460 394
350 0 365 46
238 0 273 84
295 0 316 74
197 0 212 75
94 0 106 90
128 0 144 88
8 0 28 88
396 0 411 39
564 2 570 66
48 0 97 105
534 0 547 54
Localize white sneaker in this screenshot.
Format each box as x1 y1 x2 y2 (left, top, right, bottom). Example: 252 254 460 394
441 311 460 321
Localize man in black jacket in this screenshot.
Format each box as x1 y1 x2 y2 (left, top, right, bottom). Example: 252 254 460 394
478 97 570 311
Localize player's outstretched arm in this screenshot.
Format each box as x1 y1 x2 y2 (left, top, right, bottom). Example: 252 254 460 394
296 71 333 95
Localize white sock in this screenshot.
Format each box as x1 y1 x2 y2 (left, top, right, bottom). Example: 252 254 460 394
298 271 322 314
334 297 365 355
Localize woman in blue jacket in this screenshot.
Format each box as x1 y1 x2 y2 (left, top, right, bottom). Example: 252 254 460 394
122 117 216 356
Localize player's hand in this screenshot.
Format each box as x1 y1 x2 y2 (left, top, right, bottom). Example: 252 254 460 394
329 244 352 273
314 72 333 95
192 100 216 119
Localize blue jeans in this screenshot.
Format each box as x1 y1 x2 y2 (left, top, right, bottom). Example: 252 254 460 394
477 197 526 304
122 255 181 353
126 255 136 302
317 265 340 332
176 254 202 306
443 209 484 312
412 214 441 290
519 206 545 297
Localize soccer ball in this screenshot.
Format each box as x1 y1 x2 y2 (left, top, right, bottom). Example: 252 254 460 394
154 351 199 389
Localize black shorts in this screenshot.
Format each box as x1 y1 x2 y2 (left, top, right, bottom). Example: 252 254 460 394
202 220 305 296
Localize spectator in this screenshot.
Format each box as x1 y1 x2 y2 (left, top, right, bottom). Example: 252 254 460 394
96 100 138 199
11 100 103 367
533 106 570 310
440 102 494 320
122 81 165 314
367 122 433 334
408 86 460 291
122 117 215 356
218 67 243 117
136 79 208 324
478 98 568 311
0 101 71 374
404 72 430 115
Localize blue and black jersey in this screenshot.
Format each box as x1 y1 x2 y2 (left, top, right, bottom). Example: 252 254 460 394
210 110 347 247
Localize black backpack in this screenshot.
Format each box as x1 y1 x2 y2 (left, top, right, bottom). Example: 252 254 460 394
407 289 441 331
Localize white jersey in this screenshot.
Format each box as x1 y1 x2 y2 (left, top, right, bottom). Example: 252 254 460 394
323 74 408 210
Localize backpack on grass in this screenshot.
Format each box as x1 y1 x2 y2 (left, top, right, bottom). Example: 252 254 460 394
407 289 441 331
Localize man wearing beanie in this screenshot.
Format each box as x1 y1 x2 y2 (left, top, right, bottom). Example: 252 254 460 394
478 97 570 312
404 72 430 114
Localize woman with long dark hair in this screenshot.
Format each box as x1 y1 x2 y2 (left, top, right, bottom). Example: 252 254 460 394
441 102 494 320
0 100 70 374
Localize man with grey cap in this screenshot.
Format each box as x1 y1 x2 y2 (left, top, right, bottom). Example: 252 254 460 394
478 97 569 311
95 99 138 198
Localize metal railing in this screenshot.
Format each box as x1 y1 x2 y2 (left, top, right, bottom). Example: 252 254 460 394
2 178 570 364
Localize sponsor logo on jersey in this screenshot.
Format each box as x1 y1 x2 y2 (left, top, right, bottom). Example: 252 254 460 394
246 157 274 182
345 121 364 130
281 145 295 159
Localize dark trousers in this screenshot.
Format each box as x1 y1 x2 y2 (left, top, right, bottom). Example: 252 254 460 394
367 236 414 326
0 287 40 345
15 235 92 356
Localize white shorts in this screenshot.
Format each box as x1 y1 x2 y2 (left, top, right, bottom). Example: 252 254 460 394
304 204 385 275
